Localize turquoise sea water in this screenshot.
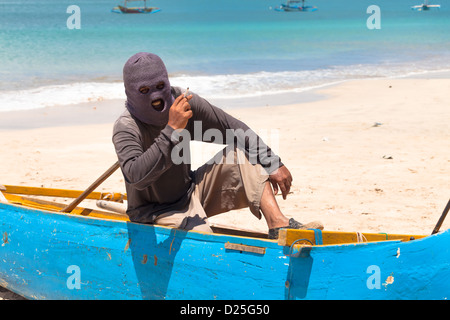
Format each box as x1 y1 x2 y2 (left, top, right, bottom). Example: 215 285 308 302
0 0 449 111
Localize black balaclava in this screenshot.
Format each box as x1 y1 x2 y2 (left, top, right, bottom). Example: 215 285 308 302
123 52 174 126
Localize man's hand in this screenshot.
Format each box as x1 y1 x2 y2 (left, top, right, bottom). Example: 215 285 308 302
269 165 293 200
168 94 193 130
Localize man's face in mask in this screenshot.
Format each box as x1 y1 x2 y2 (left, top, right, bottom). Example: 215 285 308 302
138 81 166 112
123 52 174 126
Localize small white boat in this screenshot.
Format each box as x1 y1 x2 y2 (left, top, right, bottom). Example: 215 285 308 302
411 0 440 11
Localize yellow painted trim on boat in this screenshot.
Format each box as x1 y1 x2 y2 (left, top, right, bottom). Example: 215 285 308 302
2 185 126 202
278 229 426 247
4 193 130 222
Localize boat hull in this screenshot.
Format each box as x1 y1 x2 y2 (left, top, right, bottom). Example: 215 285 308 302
275 5 318 12
111 5 161 14
1 202 449 299
287 233 450 299
411 4 440 11
0 202 288 299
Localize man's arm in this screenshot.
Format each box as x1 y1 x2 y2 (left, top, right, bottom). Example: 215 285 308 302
187 92 293 199
188 93 281 170
268 165 293 200
113 120 179 190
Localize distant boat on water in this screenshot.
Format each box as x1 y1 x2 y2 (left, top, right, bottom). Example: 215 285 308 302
275 0 317 12
411 0 440 11
112 0 161 14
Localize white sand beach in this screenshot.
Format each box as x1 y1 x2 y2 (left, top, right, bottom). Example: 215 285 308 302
1 76 449 299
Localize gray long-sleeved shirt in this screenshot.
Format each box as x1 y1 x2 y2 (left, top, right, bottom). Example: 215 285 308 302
113 86 282 223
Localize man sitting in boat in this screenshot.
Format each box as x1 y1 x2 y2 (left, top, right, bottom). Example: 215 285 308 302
113 52 323 239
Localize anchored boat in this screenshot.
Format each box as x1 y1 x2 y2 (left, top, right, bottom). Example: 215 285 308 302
112 0 161 14
0 184 449 300
411 0 441 11
275 0 317 12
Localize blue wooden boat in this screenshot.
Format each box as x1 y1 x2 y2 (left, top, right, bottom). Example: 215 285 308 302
0 185 449 300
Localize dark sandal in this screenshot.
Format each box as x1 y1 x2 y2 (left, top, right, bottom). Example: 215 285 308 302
268 218 324 239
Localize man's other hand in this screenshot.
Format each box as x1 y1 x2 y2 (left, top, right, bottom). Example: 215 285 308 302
269 165 293 200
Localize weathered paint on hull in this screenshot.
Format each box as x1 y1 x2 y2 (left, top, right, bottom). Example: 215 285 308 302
286 234 450 299
1 202 449 299
0 203 288 299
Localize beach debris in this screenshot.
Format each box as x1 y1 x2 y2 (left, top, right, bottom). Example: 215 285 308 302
372 122 383 127
322 136 329 142
382 155 393 159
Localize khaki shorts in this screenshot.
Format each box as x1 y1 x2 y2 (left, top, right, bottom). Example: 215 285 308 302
154 148 269 232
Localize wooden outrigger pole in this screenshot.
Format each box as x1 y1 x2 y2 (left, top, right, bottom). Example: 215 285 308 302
60 161 121 213
431 198 450 235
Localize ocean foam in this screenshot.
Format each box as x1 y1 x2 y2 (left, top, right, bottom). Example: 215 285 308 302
1 64 449 112
0 82 126 112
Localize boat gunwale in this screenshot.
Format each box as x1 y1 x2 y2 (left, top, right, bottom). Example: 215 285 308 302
0 198 432 250
0 185 432 248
